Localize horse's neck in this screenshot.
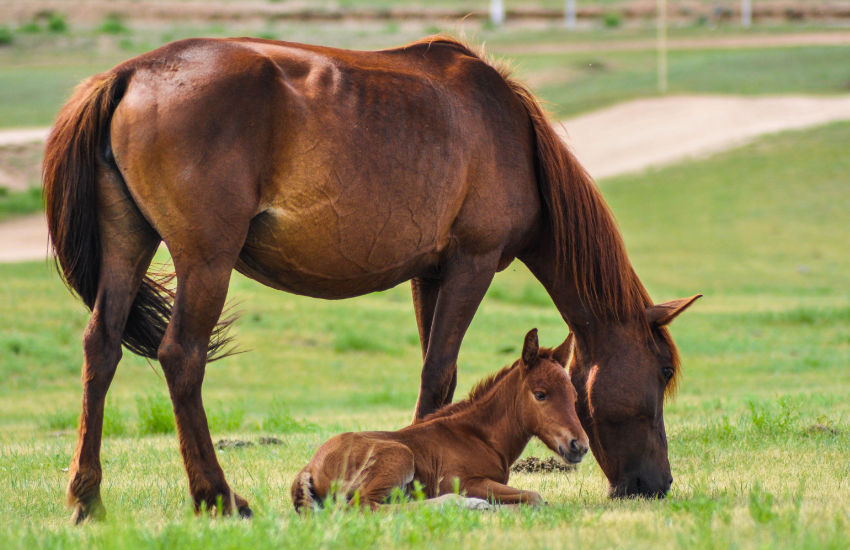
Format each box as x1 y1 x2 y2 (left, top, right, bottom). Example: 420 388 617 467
452 372 532 466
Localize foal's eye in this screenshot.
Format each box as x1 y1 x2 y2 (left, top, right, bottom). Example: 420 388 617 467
534 391 547 401
662 368 674 382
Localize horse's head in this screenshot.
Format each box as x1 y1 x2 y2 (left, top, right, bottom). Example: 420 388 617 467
569 295 701 499
517 329 589 465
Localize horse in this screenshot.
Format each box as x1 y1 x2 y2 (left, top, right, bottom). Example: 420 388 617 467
291 329 588 512
43 34 700 521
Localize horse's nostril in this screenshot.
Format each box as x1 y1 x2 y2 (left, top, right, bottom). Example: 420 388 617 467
569 439 582 453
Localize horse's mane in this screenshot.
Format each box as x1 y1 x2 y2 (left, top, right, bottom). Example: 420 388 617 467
403 35 680 395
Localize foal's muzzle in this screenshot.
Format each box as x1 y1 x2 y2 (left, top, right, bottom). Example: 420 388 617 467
559 438 588 464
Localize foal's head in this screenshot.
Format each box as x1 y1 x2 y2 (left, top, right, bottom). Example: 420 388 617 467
516 329 589 464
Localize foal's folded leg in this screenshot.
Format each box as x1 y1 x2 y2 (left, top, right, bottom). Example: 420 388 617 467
353 441 416 510
462 479 544 507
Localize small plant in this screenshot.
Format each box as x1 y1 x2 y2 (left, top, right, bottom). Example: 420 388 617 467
100 14 128 34
47 14 67 33
45 411 77 431
208 404 245 433
333 329 399 355
103 407 130 438
748 483 776 524
747 396 800 434
604 12 622 28
264 398 317 434
0 27 13 46
136 392 175 435
18 22 41 34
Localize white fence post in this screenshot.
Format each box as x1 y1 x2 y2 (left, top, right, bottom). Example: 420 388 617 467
657 0 667 92
565 0 577 30
490 0 505 25
742 0 752 27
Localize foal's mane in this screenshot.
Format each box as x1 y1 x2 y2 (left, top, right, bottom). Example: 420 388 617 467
421 350 560 422
403 35 680 394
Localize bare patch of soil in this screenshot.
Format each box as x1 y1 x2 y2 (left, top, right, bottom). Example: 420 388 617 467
215 439 254 450
0 142 43 193
511 456 576 474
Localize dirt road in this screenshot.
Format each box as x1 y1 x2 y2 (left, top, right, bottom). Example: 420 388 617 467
3 93 850 263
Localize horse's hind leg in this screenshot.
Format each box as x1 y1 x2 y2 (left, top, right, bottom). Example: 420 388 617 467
67 167 160 523
156 234 252 517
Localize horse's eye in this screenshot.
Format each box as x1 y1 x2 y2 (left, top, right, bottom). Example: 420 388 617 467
534 391 547 401
662 368 674 382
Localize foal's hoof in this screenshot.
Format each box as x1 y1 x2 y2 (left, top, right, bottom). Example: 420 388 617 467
238 505 253 519
70 499 106 524
429 494 492 511
461 498 492 511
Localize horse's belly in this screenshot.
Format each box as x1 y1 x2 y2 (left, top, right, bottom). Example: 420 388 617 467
236 207 443 298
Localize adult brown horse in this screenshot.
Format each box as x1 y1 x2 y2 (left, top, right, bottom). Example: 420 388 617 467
292 330 587 512
44 35 700 521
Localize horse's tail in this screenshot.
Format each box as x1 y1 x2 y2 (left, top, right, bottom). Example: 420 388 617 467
504 79 650 320
43 70 234 361
291 469 319 514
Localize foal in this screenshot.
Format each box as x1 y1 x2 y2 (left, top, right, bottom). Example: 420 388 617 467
291 329 588 512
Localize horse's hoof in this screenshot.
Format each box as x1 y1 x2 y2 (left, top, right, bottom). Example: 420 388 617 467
238 505 253 519
70 500 106 524
462 498 492 511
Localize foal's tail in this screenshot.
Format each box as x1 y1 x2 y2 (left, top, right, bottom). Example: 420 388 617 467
43 71 234 361
291 469 319 514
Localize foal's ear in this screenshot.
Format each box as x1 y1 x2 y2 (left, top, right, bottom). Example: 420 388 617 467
646 295 702 327
552 333 575 369
521 328 539 367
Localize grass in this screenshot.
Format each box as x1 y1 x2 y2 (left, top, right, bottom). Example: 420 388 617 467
0 187 42 222
513 45 850 117
0 114 849 546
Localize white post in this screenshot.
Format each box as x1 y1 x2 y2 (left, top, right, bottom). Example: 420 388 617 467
742 0 752 27
490 0 505 25
565 0 577 30
657 0 667 92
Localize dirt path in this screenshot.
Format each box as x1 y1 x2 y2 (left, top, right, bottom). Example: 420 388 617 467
0 128 50 147
494 32 850 54
558 94 850 179
3 93 850 263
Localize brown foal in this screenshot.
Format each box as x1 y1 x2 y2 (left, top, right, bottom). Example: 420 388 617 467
291 330 588 512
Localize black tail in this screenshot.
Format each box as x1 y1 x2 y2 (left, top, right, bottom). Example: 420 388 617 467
43 71 235 361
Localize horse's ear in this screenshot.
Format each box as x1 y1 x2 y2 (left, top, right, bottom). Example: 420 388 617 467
646 295 702 327
552 333 575 369
521 328 539 368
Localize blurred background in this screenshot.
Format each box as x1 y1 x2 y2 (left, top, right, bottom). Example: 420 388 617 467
1 0 849 421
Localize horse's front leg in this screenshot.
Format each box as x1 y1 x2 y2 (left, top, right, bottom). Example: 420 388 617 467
412 252 500 421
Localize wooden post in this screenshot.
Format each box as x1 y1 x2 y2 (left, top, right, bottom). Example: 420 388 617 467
657 0 667 92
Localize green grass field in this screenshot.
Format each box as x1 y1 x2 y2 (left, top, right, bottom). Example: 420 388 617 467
1 115 848 547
